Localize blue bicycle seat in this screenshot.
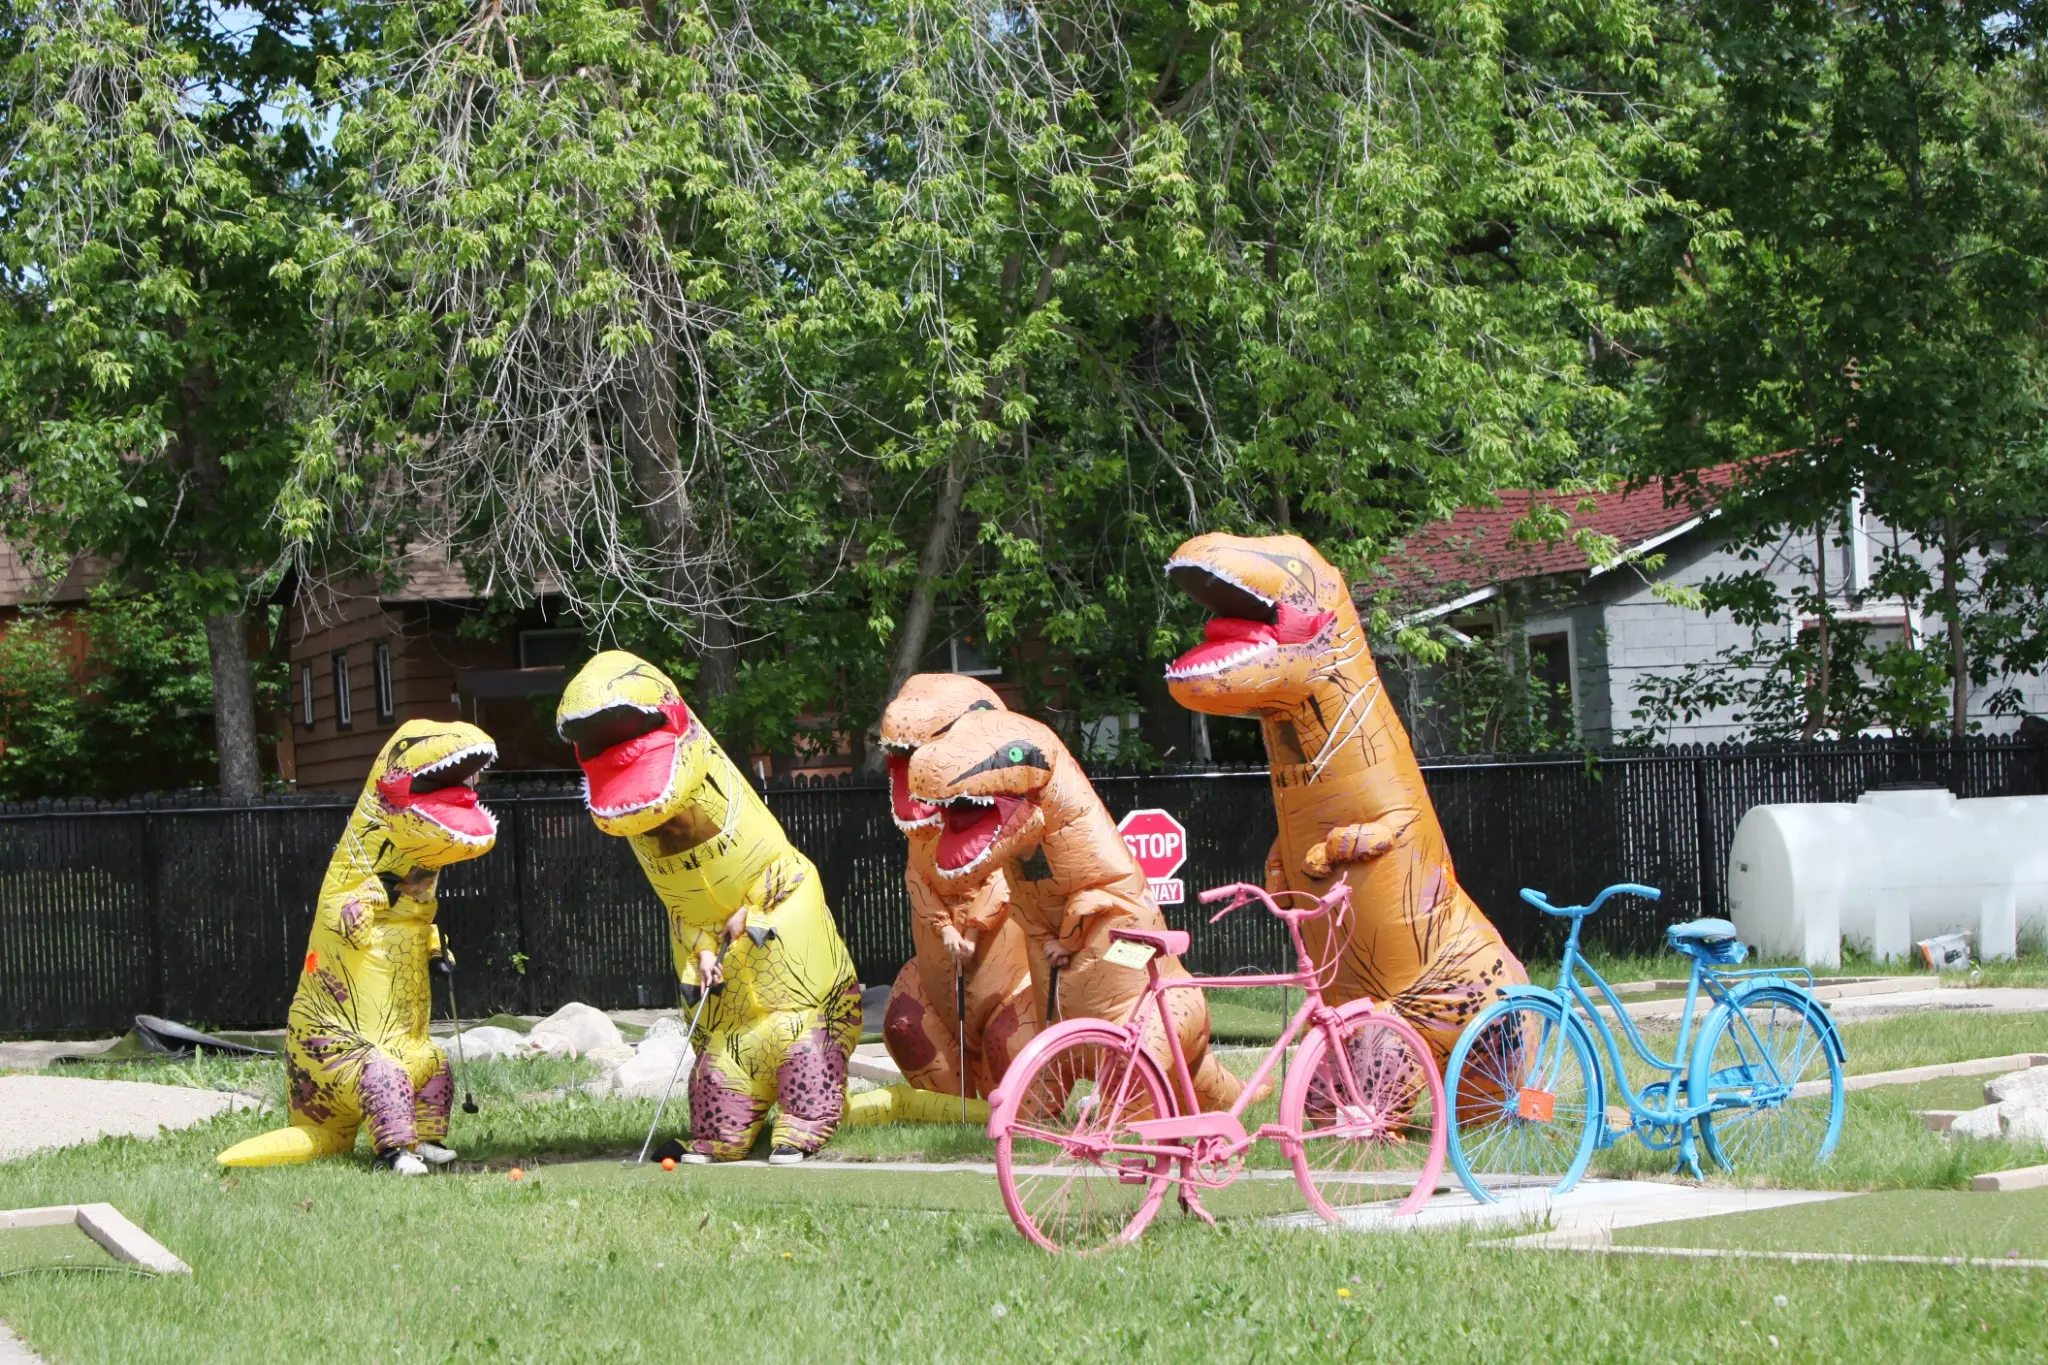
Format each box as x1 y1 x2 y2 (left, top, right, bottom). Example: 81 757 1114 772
1666 918 1748 965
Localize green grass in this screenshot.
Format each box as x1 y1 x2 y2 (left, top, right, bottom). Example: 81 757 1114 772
2 1120 2044 1363
1611 1189 2048 1260
0 1223 117 1276
1871 1075 2006 1113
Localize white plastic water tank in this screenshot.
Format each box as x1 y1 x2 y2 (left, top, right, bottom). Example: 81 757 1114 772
1725 788 2048 968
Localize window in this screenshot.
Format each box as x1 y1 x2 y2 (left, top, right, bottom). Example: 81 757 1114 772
299 664 315 729
332 651 353 729
1526 629 1576 738
373 642 395 722
519 628 588 670
946 632 1002 678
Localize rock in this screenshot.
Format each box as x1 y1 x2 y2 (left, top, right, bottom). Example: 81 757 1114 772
643 1016 688 1046
612 1044 693 1100
1985 1065 2048 1106
2007 1105 2048 1146
580 1076 615 1099
1949 1104 2006 1140
440 1026 531 1063
525 1003 624 1058
585 1044 637 1074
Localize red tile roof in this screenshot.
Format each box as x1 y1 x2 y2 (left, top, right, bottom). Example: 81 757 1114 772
1375 466 1735 610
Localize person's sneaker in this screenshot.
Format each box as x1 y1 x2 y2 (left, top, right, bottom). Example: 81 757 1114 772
374 1150 430 1176
415 1143 459 1166
679 1152 713 1165
768 1146 806 1166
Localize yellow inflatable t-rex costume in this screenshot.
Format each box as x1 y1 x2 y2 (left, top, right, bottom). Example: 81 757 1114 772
556 652 862 1161
878 674 1039 1100
908 709 1244 1111
219 721 499 1171
1164 532 1528 1064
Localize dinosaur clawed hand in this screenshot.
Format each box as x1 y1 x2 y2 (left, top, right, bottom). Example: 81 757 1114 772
1302 823 1396 879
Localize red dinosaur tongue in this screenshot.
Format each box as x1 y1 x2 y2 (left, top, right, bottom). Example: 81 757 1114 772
1168 603 1335 676
409 784 497 840
578 702 692 816
888 754 938 826
935 798 1016 872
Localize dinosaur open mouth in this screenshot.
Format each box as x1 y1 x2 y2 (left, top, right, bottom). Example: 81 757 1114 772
559 701 696 820
933 794 1029 875
886 751 940 831
1164 560 1334 679
380 743 499 842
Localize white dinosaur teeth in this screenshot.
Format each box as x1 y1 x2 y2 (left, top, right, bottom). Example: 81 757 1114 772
1165 642 1277 680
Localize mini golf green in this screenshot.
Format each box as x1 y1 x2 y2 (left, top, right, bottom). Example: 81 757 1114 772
485 1159 1400 1220
1853 1074 2003 1113
0 1222 119 1275
1611 1188 2048 1261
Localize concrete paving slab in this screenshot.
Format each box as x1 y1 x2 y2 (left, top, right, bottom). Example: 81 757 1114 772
0 1075 261 1162
1620 986 2048 1028
1970 1163 2048 1193
0 1039 120 1072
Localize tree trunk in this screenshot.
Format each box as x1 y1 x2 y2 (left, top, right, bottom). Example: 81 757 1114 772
1943 515 1968 740
860 453 970 773
206 611 262 800
620 340 738 700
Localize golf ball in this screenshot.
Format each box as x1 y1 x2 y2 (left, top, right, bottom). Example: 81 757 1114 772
661 1157 676 1171
509 1167 524 1182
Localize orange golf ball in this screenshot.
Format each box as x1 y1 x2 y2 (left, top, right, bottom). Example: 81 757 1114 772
661 1157 677 1171
509 1166 524 1182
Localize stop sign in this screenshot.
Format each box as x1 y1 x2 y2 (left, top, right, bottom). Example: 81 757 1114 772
1118 808 1188 905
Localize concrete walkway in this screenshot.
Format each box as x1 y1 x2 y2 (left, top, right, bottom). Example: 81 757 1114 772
0 1322 45 1365
1271 1178 1849 1241
0 1076 260 1163
1618 985 2048 1027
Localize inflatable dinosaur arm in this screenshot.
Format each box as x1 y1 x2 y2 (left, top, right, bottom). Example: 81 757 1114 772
1301 808 1420 879
957 867 1012 934
1054 886 1142 948
1264 838 1287 892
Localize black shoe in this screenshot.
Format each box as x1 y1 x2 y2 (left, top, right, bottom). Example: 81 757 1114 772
651 1137 690 1164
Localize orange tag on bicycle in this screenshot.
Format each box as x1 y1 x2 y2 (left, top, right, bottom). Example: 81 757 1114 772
1517 1088 1556 1123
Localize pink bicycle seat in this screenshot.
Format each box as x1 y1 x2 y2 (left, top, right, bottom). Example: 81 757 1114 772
1109 927 1189 958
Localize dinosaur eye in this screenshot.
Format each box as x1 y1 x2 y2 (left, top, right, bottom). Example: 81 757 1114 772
1006 746 1025 763
1286 558 1304 574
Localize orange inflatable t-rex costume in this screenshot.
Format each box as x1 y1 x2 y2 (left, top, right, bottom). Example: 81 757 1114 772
908 709 1243 1111
878 675 1040 1100
1164 532 1527 1063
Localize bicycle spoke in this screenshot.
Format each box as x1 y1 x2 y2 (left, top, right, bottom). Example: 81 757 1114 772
1696 996 1840 1175
1286 1010 1444 1221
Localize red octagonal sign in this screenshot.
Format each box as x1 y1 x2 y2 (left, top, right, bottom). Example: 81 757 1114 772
1118 808 1188 906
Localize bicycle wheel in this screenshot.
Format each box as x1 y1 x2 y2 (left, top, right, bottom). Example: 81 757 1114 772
1689 988 1843 1174
1282 1001 1446 1221
1445 996 1600 1202
992 1024 1176 1253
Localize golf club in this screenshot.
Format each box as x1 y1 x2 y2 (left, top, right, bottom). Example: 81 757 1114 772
438 936 479 1115
1047 961 1060 1024
635 939 726 1165
954 964 967 1121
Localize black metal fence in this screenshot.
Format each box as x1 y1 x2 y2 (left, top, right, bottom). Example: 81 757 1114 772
4 736 2043 1034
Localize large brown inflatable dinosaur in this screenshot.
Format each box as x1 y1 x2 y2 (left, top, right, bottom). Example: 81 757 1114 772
1164 532 1527 1063
878 675 1040 1100
908 709 1243 1111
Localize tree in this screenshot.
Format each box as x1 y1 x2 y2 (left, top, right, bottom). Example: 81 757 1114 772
1630 0 2048 740
301 0 1686 766
0 0 331 796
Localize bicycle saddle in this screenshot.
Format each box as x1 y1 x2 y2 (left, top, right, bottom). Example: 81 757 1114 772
1665 918 1748 965
1109 927 1190 958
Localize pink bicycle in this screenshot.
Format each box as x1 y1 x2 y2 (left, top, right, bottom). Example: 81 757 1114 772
986 880 1447 1253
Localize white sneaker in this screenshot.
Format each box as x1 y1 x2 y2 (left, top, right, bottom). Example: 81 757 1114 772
767 1147 806 1166
415 1143 459 1166
389 1151 430 1177
679 1152 713 1165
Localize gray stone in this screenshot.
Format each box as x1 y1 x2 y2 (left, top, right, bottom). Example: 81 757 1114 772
585 1044 636 1074
2006 1104 2048 1146
1984 1065 2048 1106
441 1026 530 1062
525 1003 623 1059
611 1044 693 1101
1948 1103 2006 1141
642 1017 688 1046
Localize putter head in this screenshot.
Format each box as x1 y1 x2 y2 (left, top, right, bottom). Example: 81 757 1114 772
462 1097 480 1114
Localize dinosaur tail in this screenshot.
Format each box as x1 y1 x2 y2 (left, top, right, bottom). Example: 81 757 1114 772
841 1083 990 1127
217 1124 355 1168
1190 1047 1258 1110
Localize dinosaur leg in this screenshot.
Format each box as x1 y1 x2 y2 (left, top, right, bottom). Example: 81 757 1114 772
689 1045 770 1161
771 980 861 1153
964 918 1038 1097
882 957 964 1096
414 1050 454 1145
360 1054 422 1154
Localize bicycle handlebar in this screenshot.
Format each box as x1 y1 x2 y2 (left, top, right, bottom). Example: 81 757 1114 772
1519 882 1662 918
1200 881 1348 925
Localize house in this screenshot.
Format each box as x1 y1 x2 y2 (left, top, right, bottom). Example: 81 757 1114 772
1375 473 2048 749
0 543 107 654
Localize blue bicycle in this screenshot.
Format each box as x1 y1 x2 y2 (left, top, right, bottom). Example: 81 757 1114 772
1445 883 1845 1201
